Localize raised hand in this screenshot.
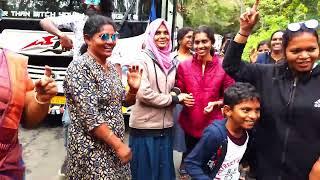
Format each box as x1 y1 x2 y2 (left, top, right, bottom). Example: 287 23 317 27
239 0 260 34
127 65 143 93
34 65 58 103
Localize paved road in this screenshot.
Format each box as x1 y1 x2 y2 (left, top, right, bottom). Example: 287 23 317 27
20 125 65 180
20 123 183 180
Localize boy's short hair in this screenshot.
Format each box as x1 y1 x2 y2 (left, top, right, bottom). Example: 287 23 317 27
224 82 260 108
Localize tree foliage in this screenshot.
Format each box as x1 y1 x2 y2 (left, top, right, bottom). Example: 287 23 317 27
182 0 320 60
182 0 240 34
241 0 319 60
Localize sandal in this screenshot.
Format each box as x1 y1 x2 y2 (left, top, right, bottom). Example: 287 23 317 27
178 167 189 180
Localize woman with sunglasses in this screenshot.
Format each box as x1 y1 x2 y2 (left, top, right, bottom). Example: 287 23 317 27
223 0 320 179
129 19 189 180
63 15 142 179
40 0 115 175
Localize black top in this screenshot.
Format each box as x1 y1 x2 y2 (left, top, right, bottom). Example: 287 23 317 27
223 40 320 180
256 52 285 64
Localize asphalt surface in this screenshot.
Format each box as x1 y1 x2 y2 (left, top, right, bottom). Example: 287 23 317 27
20 125 65 180
19 119 183 180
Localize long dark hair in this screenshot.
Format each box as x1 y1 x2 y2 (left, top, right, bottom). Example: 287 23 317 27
80 15 116 55
175 27 193 50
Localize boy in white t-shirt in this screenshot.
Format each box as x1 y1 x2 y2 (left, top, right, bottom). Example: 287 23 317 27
184 82 260 180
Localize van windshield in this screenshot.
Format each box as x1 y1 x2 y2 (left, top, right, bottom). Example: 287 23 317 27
0 0 155 21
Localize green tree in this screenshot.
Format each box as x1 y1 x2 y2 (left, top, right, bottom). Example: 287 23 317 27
183 0 241 34
182 0 319 60
241 0 319 60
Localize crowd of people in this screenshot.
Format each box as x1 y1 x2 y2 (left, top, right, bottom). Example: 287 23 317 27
0 0 320 179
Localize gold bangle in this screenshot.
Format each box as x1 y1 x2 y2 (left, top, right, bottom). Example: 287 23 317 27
34 93 50 105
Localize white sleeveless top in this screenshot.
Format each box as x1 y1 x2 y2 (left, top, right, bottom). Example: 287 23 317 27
214 132 249 180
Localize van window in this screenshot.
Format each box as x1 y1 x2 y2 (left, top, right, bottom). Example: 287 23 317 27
0 0 159 20
0 0 83 19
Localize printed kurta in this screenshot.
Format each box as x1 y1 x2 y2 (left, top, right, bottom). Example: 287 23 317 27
63 53 130 179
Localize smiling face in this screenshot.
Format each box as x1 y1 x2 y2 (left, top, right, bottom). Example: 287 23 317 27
85 24 117 60
285 32 320 73
257 44 271 54
224 98 260 130
271 31 284 52
180 31 193 50
154 24 170 49
193 32 212 57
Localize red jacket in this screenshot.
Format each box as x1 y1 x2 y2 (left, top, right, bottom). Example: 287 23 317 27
176 55 234 138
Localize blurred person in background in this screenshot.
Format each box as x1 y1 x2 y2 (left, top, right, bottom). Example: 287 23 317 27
249 40 270 63
171 26 194 179
219 33 234 58
256 30 284 64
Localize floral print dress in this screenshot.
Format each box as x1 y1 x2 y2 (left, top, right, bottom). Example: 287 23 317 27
63 53 130 179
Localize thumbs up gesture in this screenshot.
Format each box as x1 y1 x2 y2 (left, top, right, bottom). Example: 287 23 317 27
34 65 58 104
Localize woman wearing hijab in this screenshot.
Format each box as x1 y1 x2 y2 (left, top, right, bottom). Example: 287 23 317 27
129 19 189 180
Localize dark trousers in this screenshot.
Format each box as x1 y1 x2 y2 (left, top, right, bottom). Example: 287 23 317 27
182 133 200 162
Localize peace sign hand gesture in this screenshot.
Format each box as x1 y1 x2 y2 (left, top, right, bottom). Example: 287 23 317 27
239 0 260 35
